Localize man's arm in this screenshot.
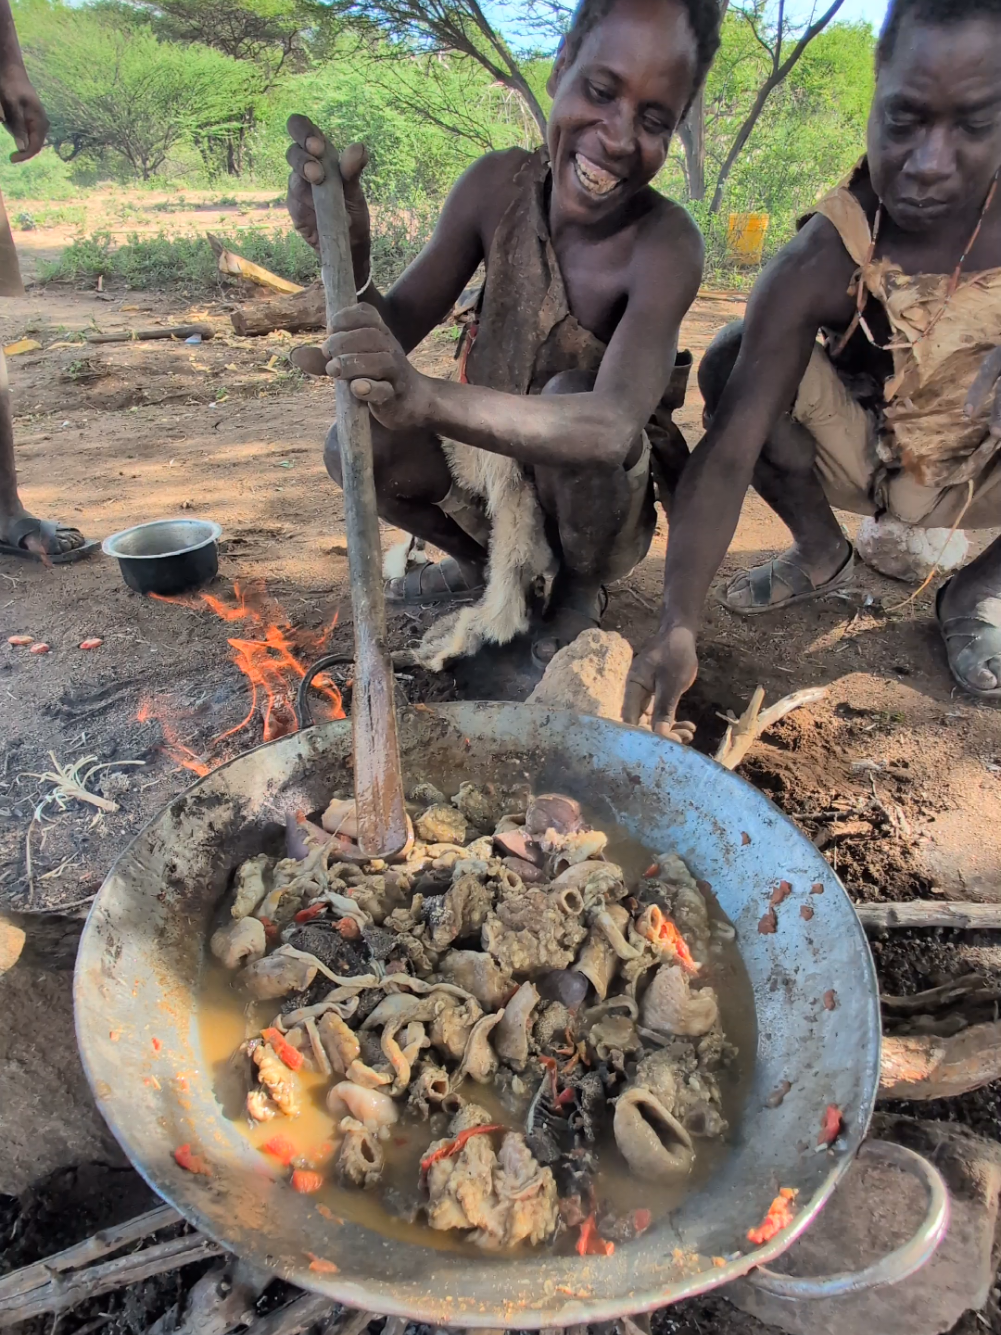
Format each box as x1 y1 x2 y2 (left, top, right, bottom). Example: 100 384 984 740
0 0 47 163
623 220 858 733
326 206 705 469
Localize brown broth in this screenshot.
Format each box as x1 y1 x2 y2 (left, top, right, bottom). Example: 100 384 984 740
197 818 757 1255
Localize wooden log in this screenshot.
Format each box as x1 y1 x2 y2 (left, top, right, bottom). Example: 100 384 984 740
881 974 987 1014
879 1020 1001 1101
856 902 1001 931
207 232 304 295
0 1204 180 1303
230 284 326 337
0 1232 222 1327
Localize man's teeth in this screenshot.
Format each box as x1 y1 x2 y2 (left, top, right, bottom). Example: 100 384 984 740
573 153 620 197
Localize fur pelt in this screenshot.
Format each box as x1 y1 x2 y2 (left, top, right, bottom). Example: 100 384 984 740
416 441 555 671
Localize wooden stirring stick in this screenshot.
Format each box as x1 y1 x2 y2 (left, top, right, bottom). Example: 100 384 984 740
309 138 409 858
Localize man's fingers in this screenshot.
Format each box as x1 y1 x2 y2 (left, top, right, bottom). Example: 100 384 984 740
325 328 392 357
289 346 329 377
329 351 397 382
286 142 324 184
965 346 1001 419
340 142 368 184
326 302 386 336
286 114 324 151
350 378 394 404
622 677 652 727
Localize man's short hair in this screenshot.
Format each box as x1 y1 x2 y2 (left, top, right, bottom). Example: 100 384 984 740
878 0 1001 66
563 0 723 107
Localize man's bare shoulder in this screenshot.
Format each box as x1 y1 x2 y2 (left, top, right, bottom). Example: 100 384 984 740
749 212 859 328
451 148 534 216
628 192 704 298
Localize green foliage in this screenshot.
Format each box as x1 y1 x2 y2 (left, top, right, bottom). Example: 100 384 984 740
10 0 879 289
662 14 875 274
38 226 319 287
17 0 260 178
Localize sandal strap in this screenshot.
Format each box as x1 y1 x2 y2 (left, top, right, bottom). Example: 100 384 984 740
747 555 835 609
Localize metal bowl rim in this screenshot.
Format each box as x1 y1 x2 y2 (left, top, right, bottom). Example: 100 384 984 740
74 703 879 1325
101 517 223 560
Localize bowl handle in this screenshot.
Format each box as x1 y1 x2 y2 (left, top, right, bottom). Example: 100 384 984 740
744 1140 950 1300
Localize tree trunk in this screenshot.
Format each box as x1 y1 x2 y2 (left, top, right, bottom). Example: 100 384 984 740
678 89 706 202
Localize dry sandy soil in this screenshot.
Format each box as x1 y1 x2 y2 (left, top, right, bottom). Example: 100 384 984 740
1 219 1000 1333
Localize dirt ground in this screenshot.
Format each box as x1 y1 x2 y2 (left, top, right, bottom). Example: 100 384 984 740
2 258 1001 1334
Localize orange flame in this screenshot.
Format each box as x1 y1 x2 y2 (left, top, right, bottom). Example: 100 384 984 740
140 580 345 773
136 697 212 777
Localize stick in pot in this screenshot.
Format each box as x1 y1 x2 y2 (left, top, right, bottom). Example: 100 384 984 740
309 140 409 859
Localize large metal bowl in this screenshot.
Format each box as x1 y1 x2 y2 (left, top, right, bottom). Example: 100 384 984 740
102 518 221 595
75 703 887 1325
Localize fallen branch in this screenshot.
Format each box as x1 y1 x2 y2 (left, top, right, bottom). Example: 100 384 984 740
0 1231 221 1327
230 283 325 337
87 324 214 344
0 1205 179 1304
857 902 1001 931
879 1020 1001 1101
881 974 987 1014
208 233 304 296
714 685 828 770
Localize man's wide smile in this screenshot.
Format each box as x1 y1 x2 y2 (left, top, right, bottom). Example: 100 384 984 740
572 152 623 199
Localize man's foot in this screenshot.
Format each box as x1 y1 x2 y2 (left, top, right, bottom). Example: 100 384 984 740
937 572 1001 698
531 589 608 668
385 555 484 606
719 541 854 615
0 514 97 564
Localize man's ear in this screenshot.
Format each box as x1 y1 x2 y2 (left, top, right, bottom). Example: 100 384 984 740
547 37 568 98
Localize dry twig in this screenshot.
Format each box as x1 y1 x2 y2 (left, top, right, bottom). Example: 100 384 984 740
714 686 828 771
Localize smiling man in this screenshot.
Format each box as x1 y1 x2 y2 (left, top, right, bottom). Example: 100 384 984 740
625 0 1001 731
286 0 721 670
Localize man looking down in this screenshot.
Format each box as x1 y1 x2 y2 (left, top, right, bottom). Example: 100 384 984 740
625 0 1001 734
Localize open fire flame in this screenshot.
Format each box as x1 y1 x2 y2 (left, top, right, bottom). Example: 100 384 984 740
137 580 345 776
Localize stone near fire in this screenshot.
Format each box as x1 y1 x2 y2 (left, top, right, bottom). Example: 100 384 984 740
0 915 25 975
855 516 969 583
724 1115 1001 1335
528 629 633 721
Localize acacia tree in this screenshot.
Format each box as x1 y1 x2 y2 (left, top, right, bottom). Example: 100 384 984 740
115 0 345 172
349 0 551 139
22 9 252 178
677 0 847 208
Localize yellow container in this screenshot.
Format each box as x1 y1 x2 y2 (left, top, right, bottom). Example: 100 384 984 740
727 211 769 266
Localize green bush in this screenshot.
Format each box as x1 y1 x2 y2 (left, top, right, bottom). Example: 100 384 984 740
37 225 319 288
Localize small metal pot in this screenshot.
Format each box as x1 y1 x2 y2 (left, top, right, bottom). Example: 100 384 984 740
102 518 222 596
